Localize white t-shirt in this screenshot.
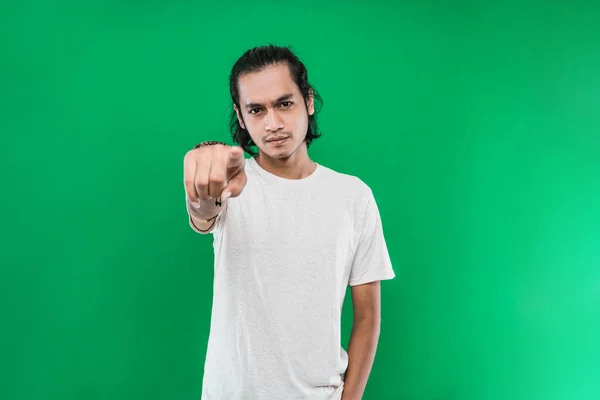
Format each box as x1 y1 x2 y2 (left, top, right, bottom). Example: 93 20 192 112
188 157 395 400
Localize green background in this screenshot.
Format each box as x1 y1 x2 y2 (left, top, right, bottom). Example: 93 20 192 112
2 1 599 399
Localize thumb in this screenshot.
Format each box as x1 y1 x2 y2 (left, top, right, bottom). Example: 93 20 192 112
220 171 247 199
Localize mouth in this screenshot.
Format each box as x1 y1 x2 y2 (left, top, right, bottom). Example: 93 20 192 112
267 136 289 144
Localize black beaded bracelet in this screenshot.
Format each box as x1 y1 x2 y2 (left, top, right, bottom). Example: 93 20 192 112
193 140 227 149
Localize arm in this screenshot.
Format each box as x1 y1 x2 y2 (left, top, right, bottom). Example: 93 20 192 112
341 280 381 400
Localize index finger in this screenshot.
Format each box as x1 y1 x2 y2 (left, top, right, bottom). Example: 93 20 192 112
226 146 245 169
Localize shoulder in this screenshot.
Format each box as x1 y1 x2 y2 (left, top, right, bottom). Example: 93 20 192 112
318 163 373 199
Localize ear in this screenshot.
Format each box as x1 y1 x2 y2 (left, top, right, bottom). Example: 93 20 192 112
307 88 315 116
234 104 246 129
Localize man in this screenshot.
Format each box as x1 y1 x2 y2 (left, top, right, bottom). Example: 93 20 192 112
183 45 395 400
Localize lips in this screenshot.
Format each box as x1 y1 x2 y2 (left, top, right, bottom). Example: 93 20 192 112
267 136 289 142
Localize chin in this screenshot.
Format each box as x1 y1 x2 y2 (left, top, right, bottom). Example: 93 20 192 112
259 146 295 160
266 150 293 159
256 135 307 160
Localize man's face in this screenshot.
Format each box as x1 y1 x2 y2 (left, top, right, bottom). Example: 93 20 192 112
234 63 314 160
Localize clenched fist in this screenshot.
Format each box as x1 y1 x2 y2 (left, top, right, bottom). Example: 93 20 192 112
184 144 247 207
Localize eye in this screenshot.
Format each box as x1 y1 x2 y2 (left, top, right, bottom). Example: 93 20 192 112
249 108 262 115
279 101 293 108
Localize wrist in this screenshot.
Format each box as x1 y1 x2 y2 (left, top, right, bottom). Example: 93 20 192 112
186 195 225 220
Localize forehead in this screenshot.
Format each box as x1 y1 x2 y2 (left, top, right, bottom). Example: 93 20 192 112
237 63 300 103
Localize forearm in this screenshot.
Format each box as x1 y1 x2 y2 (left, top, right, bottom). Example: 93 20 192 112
341 318 380 400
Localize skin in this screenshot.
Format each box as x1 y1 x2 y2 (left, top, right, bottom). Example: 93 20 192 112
341 281 382 400
233 62 317 180
234 62 382 399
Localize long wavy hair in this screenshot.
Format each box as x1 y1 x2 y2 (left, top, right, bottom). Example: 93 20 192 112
229 45 323 157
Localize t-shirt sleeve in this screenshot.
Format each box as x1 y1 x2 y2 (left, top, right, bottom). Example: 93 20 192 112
348 189 396 286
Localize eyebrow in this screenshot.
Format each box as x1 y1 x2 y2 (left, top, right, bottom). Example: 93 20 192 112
245 93 295 110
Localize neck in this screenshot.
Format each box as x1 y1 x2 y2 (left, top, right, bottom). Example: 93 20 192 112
255 144 316 180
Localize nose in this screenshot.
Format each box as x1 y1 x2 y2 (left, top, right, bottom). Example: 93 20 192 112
265 109 284 132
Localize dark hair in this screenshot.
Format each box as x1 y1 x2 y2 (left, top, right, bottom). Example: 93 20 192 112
229 45 323 156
